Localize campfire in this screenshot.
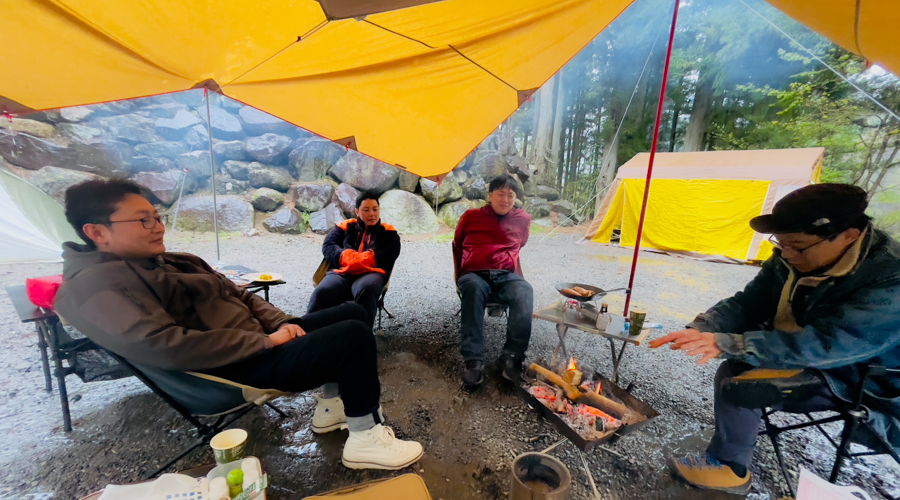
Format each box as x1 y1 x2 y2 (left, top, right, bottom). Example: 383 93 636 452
520 357 658 450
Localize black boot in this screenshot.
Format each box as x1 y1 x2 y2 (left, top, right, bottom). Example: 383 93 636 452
462 360 485 389
499 354 523 382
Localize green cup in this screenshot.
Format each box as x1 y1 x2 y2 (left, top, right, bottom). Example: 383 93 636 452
210 429 247 465
629 308 647 336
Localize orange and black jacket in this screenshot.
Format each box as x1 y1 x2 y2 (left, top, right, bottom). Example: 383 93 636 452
322 218 401 277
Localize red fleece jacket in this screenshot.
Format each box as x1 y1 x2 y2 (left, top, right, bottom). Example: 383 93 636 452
453 204 531 278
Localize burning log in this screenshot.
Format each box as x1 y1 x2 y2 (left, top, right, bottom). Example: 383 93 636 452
529 363 627 419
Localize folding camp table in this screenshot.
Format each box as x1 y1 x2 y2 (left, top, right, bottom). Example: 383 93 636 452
220 264 286 302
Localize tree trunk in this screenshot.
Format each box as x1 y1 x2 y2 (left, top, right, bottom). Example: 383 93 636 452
550 74 566 184
532 75 557 177
667 77 684 152
683 74 714 152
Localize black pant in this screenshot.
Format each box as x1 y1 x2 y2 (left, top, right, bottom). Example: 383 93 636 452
307 271 387 327
457 270 534 361
201 303 380 418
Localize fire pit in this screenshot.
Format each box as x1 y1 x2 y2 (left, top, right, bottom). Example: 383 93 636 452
518 358 659 451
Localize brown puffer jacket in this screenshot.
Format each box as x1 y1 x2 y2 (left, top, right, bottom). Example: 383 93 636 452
54 243 298 371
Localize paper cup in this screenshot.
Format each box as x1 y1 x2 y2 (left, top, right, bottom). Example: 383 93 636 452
210 429 248 465
629 309 647 336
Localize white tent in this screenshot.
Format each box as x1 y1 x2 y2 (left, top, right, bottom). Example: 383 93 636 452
0 170 82 264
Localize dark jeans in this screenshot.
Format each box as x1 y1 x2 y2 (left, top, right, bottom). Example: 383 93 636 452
201 303 380 418
707 359 840 466
458 270 534 361
307 271 387 327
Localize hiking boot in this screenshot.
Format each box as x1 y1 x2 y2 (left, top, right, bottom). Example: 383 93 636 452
341 424 424 470
311 395 347 434
667 454 751 495
462 360 485 389
499 354 524 382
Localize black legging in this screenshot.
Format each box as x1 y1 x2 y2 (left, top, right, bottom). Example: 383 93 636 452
201 302 379 418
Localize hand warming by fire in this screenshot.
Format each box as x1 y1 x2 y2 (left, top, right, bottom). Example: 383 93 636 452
525 357 631 442
648 327 722 364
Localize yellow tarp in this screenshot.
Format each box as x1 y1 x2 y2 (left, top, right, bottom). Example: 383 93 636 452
0 0 633 178
764 0 900 77
593 179 771 261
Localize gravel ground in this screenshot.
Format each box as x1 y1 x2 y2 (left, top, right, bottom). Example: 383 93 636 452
0 227 897 500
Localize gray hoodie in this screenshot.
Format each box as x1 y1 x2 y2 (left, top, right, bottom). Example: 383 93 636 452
54 243 297 371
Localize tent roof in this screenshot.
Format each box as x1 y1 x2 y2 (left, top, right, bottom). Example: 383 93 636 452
614 148 824 181
0 0 632 179
763 0 899 77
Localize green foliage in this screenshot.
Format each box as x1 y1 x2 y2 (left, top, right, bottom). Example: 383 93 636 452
432 233 454 243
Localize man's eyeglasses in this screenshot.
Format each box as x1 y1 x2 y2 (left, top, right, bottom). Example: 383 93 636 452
768 233 836 254
107 214 168 230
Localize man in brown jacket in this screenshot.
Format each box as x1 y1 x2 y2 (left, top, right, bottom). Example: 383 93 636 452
54 179 422 471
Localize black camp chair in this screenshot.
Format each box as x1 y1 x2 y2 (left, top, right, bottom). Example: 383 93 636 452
102 349 290 479
723 366 900 497
452 253 523 317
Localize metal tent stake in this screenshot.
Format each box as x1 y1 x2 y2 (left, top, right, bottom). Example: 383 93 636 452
623 0 680 316
204 88 221 263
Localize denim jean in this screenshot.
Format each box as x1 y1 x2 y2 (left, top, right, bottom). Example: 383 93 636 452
457 270 533 361
307 271 387 327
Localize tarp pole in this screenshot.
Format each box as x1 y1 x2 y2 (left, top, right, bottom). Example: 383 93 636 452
204 89 221 263
622 0 680 317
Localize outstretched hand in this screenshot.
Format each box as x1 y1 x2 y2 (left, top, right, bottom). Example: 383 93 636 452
649 328 722 364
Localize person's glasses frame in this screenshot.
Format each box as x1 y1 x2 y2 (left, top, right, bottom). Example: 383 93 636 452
106 214 169 230
768 231 839 255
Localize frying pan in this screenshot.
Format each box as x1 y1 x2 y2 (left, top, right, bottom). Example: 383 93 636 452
555 283 630 302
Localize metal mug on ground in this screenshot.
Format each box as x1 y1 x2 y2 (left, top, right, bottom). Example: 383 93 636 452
509 452 571 500
210 428 248 465
629 308 647 336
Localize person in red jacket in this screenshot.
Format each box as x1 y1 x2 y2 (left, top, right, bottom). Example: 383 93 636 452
453 174 533 388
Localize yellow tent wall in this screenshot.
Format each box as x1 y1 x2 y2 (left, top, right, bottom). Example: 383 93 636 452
585 148 824 262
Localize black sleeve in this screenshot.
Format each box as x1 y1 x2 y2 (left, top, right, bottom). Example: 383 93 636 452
323 225 347 269
375 229 402 277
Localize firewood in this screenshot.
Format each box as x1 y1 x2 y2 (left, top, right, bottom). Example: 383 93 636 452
529 363 627 419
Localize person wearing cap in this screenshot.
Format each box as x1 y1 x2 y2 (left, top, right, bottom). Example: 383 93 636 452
649 183 900 494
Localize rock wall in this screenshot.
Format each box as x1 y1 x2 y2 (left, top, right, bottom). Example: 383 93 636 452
0 90 573 235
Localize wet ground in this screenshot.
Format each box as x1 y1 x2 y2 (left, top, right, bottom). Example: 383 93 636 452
0 228 897 499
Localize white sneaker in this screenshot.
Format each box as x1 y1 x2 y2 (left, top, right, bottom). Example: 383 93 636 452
311 395 347 434
341 424 424 470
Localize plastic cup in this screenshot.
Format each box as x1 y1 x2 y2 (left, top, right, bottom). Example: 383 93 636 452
629 309 647 336
210 429 248 465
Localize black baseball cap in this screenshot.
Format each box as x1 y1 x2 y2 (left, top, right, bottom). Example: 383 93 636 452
749 184 869 235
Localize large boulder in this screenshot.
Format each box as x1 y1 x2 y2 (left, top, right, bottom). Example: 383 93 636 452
135 141 189 160
26 166 97 204
172 195 254 232
521 176 537 197
213 140 249 162
154 110 202 140
131 169 191 206
536 185 560 201
251 187 284 212
333 183 360 217
419 178 463 205
214 178 251 196
59 106 95 123
398 171 419 192
176 151 212 180
183 124 210 148
170 90 205 108
308 203 345 234
451 169 468 184
7 118 56 138
238 107 296 136
550 199 576 217
141 101 189 119
129 155 175 173
246 163 292 192
264 206 307 234
438 198 477 228
462 176 488 201
57 123 103 142
287 139 346 181
378 190 439 235
69 138 134 177
199 105 243 140
90 101 135 117
294 182 334 212
222 160 252 180
469 152 509 181
97 114 162 143
330 152 399 193
507 156 532 179
524 197 550 218
244 133 293 164
0 131 75 170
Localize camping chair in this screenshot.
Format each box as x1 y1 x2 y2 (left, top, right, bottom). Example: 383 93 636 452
723 366 900 497
451 253 523 318
101 349 290 480
312 258 393 333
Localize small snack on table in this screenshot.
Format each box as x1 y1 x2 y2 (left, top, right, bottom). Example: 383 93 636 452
258 274 272 281
227 469 244 498
561 288 582 297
